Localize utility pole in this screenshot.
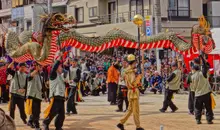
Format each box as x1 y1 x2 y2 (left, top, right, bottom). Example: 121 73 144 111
48 0 53 14
31 5 35 32
153 0 162 72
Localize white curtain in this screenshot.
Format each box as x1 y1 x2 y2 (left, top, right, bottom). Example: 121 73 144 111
169 0 178 16
77 8 84 22
178 0 189 16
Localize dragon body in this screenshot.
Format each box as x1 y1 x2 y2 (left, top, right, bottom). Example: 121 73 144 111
3 14 215 65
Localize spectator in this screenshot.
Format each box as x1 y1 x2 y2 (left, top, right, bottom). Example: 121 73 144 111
150 71 163 94
104 59 111 72
144 58 151 70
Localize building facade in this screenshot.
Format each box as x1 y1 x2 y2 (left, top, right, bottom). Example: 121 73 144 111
0 0 219 55
66 0 204 38
0 0 68 35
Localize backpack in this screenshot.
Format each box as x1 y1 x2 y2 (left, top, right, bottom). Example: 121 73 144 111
0 108 16 130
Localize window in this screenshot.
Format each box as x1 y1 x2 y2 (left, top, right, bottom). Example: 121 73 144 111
89 7 97 17
24 0 35 5
75 7 84 23
168 0 190 17
108 2 116 23
130 0 143 14
12 0 24 7
130 0 143 20
27 21 32 30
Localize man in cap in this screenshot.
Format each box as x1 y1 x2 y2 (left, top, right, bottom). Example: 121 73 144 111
43 53 67 130
159 62 181 113
26 62 43 130
7 61 27 124
191 55 214 124
117 54 144 130
116 56 129 112
66 58 81 115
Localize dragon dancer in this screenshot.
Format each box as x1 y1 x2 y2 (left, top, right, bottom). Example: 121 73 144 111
26 62 43 130
159 62 181 113
116 56 129 112
66 58 81 115
43 53 66 130
117 54 144 130
7 62 27 124
191 55 214 124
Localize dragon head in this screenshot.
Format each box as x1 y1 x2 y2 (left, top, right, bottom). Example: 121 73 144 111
191 15 215 54
40 13 76 31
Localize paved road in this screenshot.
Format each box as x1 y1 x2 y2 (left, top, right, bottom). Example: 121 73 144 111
0 93 220 130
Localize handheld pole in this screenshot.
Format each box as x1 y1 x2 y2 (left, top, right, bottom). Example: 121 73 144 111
138 26 141 74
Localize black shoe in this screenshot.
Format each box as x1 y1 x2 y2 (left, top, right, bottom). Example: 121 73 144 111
159 109 165 113
35 128 42 130
207 121 213 124
116 109 123 112
136 128 144 130
196 120 202 124
171 108 178 113
75 103 78 105
55 128 63 130
72 111 78 114
117 123 125 130
110 102 117 105
23 120 27 124
66 112 71 116
27 122 35 128
123 110 127 112
43 125 49 130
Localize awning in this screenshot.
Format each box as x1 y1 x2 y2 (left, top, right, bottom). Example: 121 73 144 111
210 28 220 54
52 1 67 7
0 8 11 18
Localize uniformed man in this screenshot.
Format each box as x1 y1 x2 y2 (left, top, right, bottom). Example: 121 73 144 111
191 55 214 124
117 54 144 130
187 70 195 115
26 62 43 130
159 62 181 113
66 58 81 115
43 54 66 130
116 57 129 112
7 61 27 124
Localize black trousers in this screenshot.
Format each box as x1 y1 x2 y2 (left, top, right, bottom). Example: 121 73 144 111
91 88 101 96
66 86 77 113
43 97 65 129
80 82 86 96
161 89 178 111
195 92 214 121
0 85 9 103
28 98 41 128
188 91 195 113
107 84 111 102
117 85 129 110
108 83 118 104
10 94 27 121
101 85 106 94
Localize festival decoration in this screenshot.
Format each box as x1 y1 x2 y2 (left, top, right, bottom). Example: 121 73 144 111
3 14 215 65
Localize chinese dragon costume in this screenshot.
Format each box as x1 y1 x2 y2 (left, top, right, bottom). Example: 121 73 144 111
3 14 215 66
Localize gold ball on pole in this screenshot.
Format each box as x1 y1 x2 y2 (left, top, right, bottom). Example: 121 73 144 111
133 14 144 26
